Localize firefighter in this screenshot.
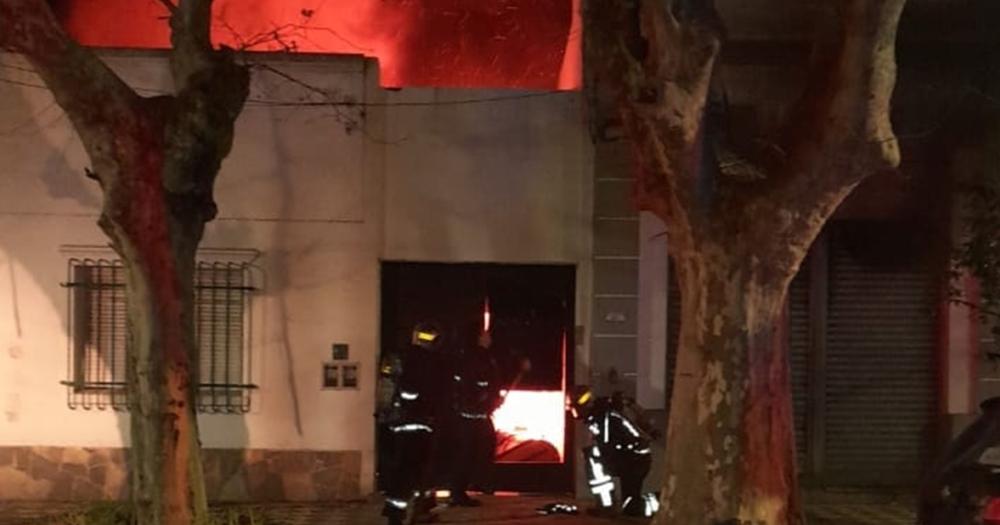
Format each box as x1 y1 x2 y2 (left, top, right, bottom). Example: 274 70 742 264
568 386 662 518
445 320 504 507
378 322 446 525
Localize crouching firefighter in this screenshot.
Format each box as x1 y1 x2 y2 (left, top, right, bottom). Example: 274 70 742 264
377 323 446 525
569 386 662 518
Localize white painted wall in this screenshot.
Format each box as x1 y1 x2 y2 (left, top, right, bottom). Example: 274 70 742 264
0 52 592 495
382 88 590 264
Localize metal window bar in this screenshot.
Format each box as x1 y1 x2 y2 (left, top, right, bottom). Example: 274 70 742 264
62 258 256 413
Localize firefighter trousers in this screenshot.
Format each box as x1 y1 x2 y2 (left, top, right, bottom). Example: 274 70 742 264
448 415 496 497
583 445 651 510
381 425 434 520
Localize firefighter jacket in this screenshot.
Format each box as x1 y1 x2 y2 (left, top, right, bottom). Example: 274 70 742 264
584 395 656 457
451 347 503 420
378 344 445 430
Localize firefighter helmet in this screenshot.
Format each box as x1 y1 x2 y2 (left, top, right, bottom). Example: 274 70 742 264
568 385 596 420
411 322 442 350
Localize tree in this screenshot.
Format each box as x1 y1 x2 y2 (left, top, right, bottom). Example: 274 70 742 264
585 1 906 523
0 1 249 524
954 128 1000 357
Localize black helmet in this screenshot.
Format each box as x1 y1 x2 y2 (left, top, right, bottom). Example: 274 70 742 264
411 322 442 350
567 385 595 420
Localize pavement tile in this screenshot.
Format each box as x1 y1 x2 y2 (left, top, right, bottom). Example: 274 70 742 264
0 494 918 525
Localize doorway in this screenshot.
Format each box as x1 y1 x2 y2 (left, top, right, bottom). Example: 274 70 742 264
379 261 576 493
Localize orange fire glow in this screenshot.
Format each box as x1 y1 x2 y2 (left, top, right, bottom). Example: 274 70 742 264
492 389 565 463
483 298 491 333
491 330 569 463
54 0 581 90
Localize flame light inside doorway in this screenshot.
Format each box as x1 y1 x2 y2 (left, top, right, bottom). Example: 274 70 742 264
483 298 491 333
492 331 567 463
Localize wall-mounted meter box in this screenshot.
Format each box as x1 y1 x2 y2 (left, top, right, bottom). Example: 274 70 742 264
332 343 349 361
322 362 359 390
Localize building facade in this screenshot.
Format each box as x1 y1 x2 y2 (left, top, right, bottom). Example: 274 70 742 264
0 52 593 501
1 4 996 500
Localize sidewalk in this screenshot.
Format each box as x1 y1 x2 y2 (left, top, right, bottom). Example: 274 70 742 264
803 489 916 525
0 493 918 525
1 497 605 525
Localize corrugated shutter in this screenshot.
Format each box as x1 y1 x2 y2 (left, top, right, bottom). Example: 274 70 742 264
788 266 810 471
823 225 937 486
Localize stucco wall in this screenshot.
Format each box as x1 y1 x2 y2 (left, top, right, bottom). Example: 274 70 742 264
382 88 590 264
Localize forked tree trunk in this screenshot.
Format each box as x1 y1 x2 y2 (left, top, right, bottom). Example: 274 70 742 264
583 1 905 522
99 153 211 525
659 248 800 525
1 2 248 524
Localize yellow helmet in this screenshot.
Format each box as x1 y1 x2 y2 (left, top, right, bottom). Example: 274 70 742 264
568 385 595 419
411 322 441 349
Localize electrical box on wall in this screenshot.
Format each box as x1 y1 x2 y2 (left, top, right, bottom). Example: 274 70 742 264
323 342 357 389
322 362 359 390
322 363 339 388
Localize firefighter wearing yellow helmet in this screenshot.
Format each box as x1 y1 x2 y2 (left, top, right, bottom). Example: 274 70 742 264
378 322 445 525
569 385 662 518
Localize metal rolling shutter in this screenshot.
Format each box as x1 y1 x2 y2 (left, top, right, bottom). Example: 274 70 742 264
823 226 937 486
788 267 810 471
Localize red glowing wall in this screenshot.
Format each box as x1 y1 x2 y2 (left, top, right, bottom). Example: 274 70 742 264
53 0 581 90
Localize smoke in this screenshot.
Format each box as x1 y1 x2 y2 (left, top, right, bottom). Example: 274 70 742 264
54 0 580 90
369 0 576 89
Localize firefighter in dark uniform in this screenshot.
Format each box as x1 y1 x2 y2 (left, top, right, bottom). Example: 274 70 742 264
569 386 662 517
445 321 503 507
377 323 445 525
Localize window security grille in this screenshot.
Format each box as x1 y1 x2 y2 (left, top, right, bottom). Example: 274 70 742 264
62 258 256 413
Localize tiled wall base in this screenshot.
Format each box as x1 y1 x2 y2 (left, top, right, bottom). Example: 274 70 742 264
0 447 361 502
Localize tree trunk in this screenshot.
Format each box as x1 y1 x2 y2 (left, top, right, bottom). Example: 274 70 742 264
657 248 801 525
99 154 210 525
0 4 247 524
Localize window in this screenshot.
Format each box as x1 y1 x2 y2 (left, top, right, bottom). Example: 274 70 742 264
63 258 255 413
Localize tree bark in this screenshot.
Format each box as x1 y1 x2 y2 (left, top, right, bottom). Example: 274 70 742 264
89 115 214 524
98 79 246 525
105 197 206 525
660 245 800 525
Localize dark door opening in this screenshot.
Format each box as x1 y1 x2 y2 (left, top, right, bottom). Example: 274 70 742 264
379 262 576 493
